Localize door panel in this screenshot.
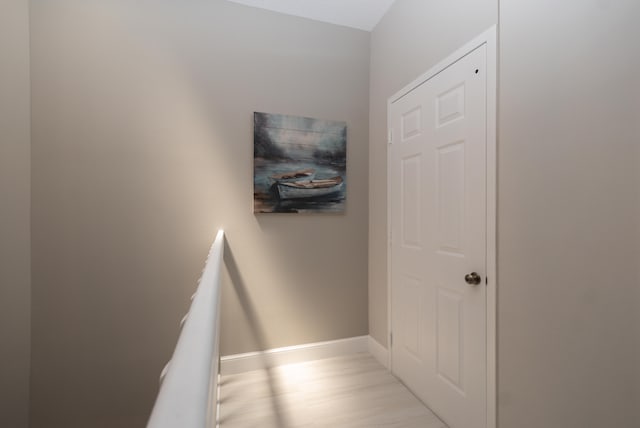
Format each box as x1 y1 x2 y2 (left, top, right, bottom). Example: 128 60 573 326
401 155 422 249
399 274 422 360
436 287 463 391
390 45 487 428
437 141 465 254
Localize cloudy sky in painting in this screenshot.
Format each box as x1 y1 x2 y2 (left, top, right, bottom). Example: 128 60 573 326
257 112 346 161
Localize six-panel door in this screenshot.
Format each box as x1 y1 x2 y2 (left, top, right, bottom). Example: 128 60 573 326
389 45 487 428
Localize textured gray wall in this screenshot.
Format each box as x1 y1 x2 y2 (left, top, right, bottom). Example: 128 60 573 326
499 0 639 426
369 0 497 347
30 1 369 426
0 0 31 427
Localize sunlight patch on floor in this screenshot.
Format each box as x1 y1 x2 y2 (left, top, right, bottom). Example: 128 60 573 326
218 353 447 428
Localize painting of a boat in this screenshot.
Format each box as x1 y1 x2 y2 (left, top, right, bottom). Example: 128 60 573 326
254 112 346 213
269 168 316 184
277 176 344 200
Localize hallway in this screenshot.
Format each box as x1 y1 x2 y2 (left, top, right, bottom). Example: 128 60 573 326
3 1 640 427
218 353 447 428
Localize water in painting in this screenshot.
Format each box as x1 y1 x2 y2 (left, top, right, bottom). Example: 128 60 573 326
254 112 347 213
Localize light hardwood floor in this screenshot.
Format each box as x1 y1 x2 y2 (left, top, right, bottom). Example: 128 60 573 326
218 353 447 428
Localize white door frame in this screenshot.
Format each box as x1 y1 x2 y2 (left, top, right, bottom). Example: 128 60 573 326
386 26 497 428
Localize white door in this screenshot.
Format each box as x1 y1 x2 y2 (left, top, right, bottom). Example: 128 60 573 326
389 44 487 428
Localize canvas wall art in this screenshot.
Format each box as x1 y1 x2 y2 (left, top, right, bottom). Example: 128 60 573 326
254 112 347 213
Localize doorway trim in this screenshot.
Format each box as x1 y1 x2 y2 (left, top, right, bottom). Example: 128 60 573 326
386 26 497 428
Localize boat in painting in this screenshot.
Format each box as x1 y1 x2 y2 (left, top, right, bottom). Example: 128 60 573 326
269 168 316 184
277 176 344 200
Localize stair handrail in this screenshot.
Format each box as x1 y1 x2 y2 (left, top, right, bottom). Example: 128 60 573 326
147 229 225 428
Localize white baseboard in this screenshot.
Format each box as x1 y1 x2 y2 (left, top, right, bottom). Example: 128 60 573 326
367 336 389 369
221 336 369 375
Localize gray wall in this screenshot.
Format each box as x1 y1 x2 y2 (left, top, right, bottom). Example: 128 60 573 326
369 0 498 347
0 0 31 427
30 1 369 427
370 0 639 427
499 0 639 426
637 36 640 419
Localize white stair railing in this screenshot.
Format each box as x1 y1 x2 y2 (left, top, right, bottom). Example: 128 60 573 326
147 230 225 428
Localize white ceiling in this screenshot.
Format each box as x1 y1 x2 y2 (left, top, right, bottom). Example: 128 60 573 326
225 0 396 32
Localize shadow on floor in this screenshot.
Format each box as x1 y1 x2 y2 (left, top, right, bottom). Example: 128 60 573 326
222 240 289 427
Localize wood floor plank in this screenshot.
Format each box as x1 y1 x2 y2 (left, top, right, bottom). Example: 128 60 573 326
218 353 447 428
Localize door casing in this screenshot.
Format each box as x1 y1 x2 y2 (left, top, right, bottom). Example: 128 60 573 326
386 26 497 428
